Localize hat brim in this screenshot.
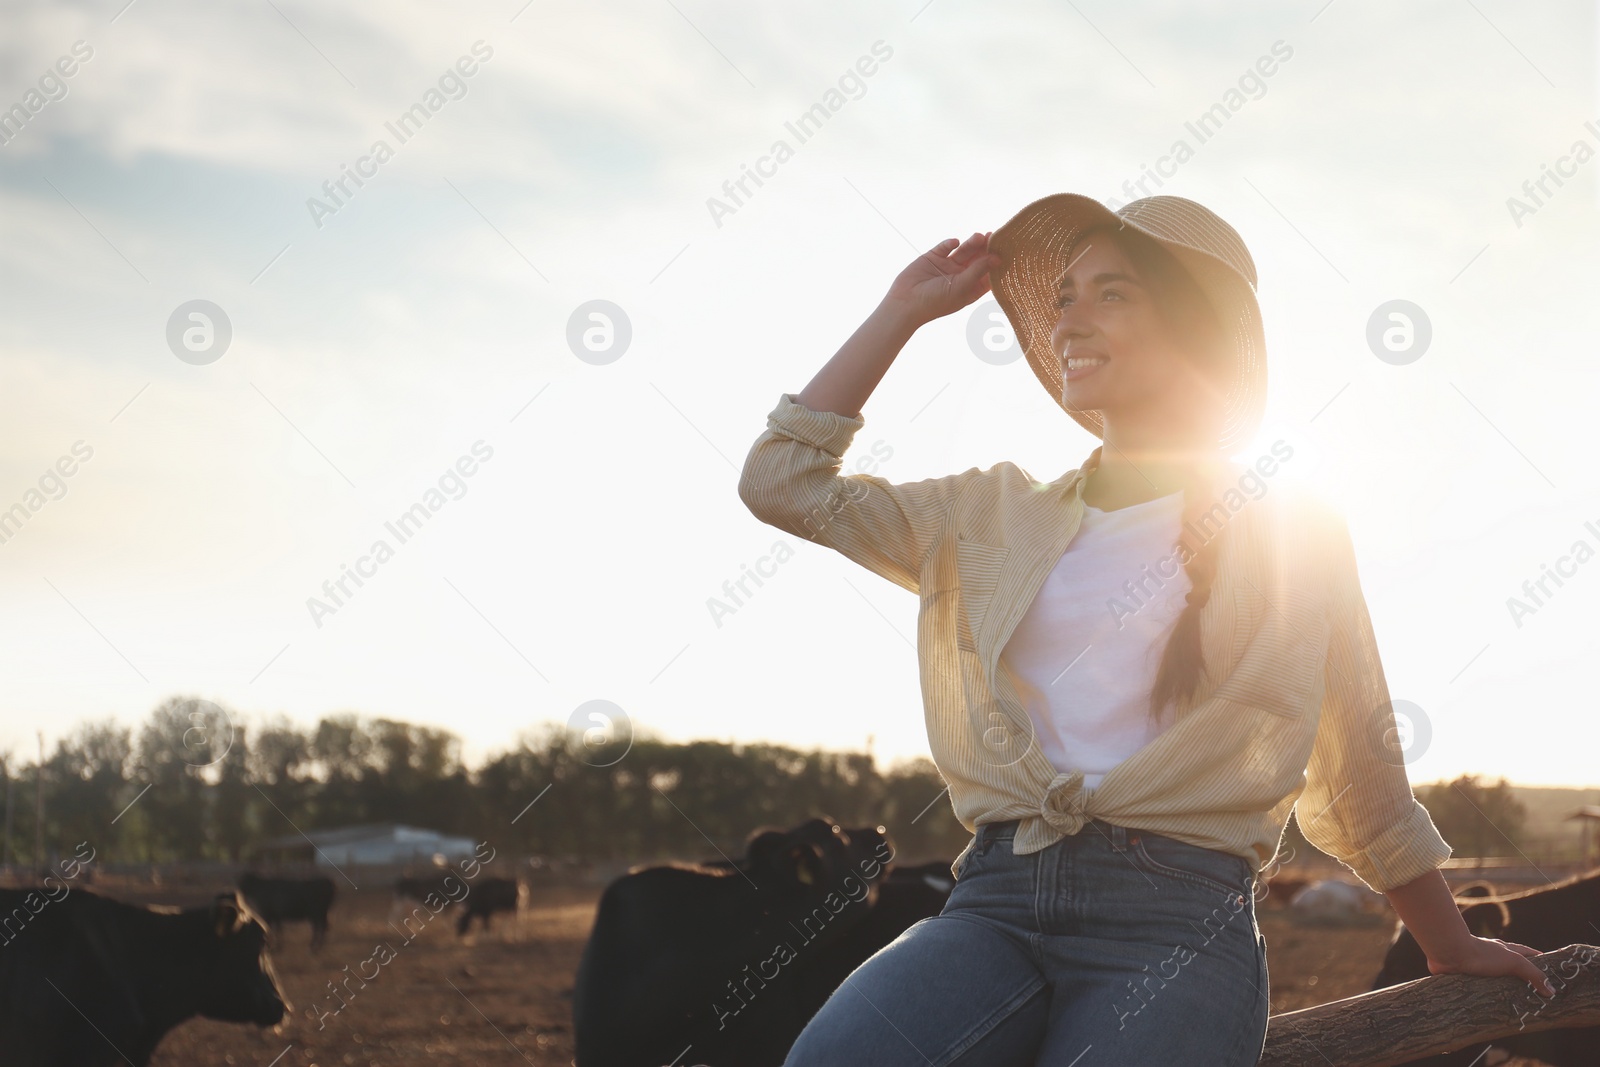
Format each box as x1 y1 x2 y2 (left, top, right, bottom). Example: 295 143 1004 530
988 193 1268 456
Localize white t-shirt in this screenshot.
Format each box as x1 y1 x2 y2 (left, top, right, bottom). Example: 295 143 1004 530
998 490 1191 790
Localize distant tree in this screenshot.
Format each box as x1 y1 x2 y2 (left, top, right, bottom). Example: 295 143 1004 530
247 716 312 841
0 751 45 868
365 717 468 830
1418 774 1527 858
44 719 133 861
211 723 252 861
308 713 376 826
477 724 564 855
0 753 10 865
132 697 225 861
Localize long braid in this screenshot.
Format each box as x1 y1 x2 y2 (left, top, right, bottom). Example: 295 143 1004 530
1147 460 1225 726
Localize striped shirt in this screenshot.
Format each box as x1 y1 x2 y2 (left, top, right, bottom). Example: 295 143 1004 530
737 391 1453 893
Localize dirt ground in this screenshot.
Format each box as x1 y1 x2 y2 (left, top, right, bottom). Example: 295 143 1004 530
133 883 1548 1066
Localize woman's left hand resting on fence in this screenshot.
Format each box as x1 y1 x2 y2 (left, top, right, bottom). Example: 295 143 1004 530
1425 934 1555 995
1384 868 1556 996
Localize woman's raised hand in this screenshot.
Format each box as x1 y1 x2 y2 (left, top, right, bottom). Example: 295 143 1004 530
792 230 997 419
882 231 998 328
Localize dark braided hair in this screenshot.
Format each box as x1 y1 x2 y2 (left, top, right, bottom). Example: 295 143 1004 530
1062 222 1233 725
1146 461 1229 725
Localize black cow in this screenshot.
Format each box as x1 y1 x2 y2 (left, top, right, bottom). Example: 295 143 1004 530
1371 867 1600 1067
573 816 950 1067
0 887 286 1067
236 871 335 950
457 877 525 935
390 870 522 937
794 859 954 1008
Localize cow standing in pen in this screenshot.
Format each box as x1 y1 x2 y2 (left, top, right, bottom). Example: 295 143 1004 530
391 868 526 936
573 816 952 1067
455 876 526 935
236 871 336 950
0 887 287 1067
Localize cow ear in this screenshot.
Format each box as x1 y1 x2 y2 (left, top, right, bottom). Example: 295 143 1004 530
213 893 242 937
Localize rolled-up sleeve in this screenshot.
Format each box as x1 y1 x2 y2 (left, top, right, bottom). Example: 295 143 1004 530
1293 510 1453 893
737 392 972 596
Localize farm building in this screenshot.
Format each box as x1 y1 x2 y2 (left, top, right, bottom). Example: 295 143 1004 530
248 823 478 868
1567 804 1600 866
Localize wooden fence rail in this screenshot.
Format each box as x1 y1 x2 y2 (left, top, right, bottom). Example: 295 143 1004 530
1259 944 1600 1067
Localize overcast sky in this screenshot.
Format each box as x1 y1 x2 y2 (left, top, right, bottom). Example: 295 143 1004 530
1 0 1597 788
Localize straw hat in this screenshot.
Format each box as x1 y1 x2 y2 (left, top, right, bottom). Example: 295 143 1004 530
988 193 1267 455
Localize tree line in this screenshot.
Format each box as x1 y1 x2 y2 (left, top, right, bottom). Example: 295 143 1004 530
0 696 974 867
0 696 1529 870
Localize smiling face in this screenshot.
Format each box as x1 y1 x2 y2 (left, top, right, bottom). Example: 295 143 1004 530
1050 228 1228 439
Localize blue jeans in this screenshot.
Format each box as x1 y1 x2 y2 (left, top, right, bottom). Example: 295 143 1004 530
783 818 1270 1066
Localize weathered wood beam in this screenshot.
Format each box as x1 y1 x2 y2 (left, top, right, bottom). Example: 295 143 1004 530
1259 944 1600 1067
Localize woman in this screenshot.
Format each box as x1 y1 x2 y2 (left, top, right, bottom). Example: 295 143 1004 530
737 193 1553 1065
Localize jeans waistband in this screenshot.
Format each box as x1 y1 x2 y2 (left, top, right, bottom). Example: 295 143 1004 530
975 819 1018 846
976 817 1133 850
